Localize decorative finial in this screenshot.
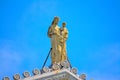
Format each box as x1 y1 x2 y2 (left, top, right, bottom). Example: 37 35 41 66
13 74 20 80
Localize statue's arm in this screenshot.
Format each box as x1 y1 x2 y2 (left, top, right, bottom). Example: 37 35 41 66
64 29 68 41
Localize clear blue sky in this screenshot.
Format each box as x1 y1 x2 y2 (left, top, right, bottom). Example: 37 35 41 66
0 0 120 80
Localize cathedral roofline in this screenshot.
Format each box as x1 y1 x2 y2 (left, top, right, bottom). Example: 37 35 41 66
21 69 80 80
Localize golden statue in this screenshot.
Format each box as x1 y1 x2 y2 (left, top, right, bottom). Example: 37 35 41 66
47 17 68 64
59 22 68 62
47 17 61 64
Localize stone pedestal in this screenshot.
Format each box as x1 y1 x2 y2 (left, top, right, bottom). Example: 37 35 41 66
21 69 80 80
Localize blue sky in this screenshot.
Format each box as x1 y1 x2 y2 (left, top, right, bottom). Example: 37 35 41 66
0 0 120 80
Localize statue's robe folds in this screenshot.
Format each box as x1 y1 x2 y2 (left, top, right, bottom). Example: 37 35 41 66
48 25 61 64
59 28 68 62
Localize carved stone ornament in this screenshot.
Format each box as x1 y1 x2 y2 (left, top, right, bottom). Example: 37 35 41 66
13 74 20 80
23 71 30 78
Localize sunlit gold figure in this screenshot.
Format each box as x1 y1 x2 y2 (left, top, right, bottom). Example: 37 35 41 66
47 17 68 64
47 17 61 64
59 22 68 62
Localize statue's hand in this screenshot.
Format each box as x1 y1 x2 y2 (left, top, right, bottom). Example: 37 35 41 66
60 35 63 38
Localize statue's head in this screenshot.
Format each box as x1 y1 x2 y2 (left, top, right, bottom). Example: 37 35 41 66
54 16 59 25
62 22 66 27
